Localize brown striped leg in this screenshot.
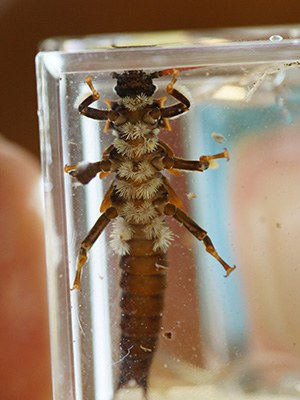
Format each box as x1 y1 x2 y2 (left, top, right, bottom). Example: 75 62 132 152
72 207 118 290
164 203 236 277
78 76 110 120
171 148 229 171
160 70 190 119
151 148 229 173
166 70 190 107
152 155 209 172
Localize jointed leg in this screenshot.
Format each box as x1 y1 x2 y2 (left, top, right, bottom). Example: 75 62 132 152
64 159 111 184
72 207 118 290
160 70 190 119
200 148 230 164
172 148 229 171
78 76 110 120
84 76 100 100
164 203 236 277
151 148 230 173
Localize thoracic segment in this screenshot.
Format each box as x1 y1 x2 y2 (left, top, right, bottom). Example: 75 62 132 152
114 137 159 158
117 121 155 140
113 176 163 200
120 94 154 111
117 160 156 182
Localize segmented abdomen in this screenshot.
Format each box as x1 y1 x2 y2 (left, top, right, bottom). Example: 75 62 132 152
118 238 168 391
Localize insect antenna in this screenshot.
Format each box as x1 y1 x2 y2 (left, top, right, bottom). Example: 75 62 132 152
151 66 203 79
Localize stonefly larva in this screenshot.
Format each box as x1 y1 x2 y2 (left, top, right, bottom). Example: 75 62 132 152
65 68 236 397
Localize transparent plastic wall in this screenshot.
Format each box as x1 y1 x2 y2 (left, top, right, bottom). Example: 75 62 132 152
36 28 300 400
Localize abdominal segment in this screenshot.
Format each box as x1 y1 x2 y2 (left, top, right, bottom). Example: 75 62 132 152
118 246 168 391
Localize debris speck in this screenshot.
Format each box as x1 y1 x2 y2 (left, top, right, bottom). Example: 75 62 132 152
269 35 283 42
140 345 152 352
163 331 173 340
155 263 168 270
211 131 226 144
187 192 197 200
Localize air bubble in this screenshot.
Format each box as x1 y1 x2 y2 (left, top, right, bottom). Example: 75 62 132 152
269 35 283 42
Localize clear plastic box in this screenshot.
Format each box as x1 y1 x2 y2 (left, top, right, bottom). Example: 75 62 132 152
36 27 300 400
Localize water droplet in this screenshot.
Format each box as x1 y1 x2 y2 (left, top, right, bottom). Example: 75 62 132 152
269 35 283 42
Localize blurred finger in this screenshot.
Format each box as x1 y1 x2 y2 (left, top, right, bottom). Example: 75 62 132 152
0 137 51 400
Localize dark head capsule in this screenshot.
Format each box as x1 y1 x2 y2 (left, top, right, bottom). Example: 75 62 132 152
112 70 157 98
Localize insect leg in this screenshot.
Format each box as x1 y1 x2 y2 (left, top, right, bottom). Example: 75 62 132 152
152 154 209 172
72 206 118 291
160 70 190 119
78 76 110 120
64 159 112 184
199 148 230 164
164 203 236 277
152 148 229 173
172 148 230 171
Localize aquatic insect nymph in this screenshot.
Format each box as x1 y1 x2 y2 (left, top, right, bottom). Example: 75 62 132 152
65 68 236 397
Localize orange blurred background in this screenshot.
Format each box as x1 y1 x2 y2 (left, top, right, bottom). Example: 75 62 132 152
1 0 300 157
